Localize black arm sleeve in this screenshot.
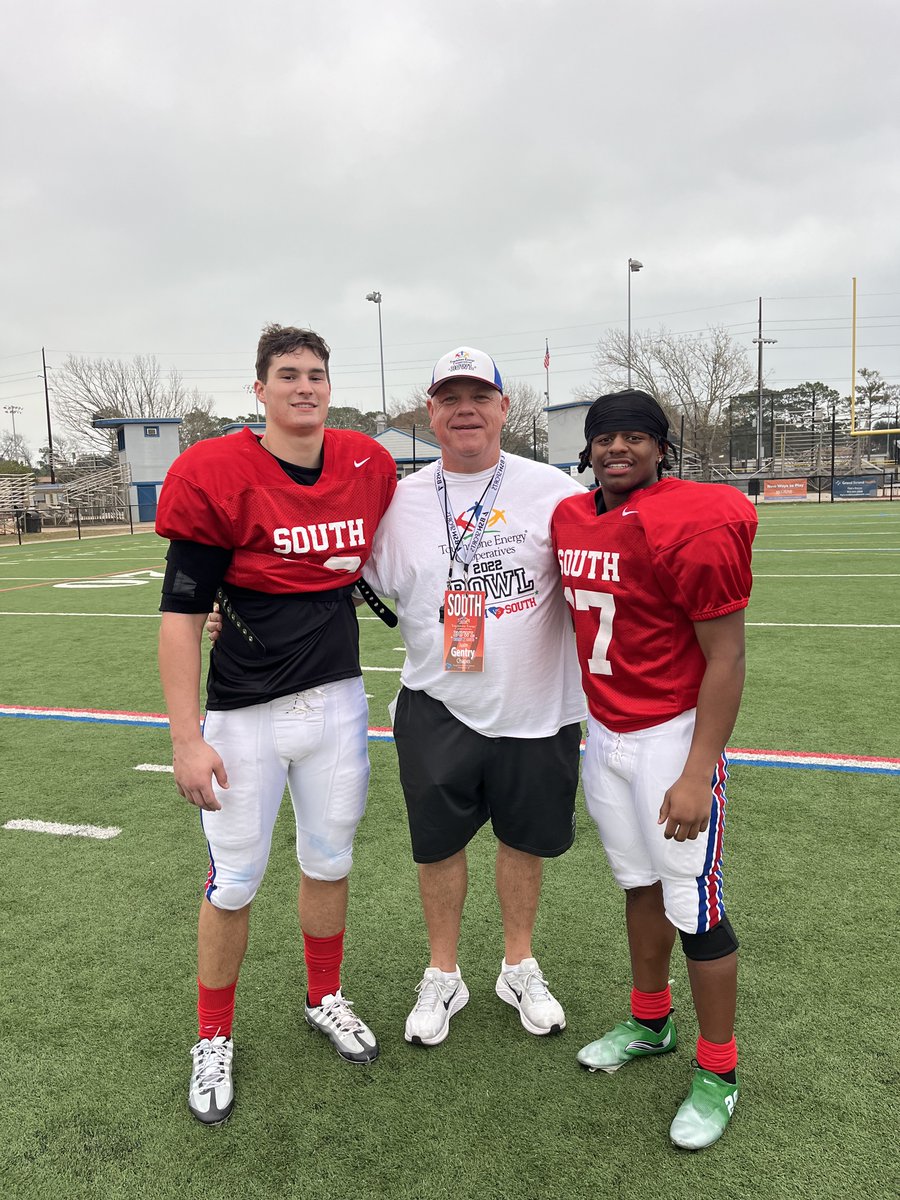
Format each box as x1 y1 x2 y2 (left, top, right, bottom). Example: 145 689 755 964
159 540 234 613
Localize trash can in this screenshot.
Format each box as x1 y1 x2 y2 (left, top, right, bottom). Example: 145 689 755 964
24 512 42 533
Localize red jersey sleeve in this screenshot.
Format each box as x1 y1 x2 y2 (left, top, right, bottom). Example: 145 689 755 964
643 484 757 621
156 468 235 548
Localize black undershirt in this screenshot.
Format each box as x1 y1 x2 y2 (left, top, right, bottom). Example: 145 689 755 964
159 451 361 710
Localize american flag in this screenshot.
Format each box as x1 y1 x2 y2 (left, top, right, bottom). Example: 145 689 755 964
543 340 550 370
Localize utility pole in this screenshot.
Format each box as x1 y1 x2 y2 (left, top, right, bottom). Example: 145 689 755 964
41 347 56 482
752 297 777 472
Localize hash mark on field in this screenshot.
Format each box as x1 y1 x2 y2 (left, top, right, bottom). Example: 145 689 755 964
4 819 121 839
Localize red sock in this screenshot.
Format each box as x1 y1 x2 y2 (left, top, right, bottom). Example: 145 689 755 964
198 979 236 1041
696 1034 738 1075
630 985 672 1022
304 929 344 1006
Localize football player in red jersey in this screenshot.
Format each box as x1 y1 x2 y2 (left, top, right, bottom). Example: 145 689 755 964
156 325 396 1125
551 389 757 1151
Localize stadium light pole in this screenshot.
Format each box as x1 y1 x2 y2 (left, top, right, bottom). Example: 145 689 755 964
3 404 23 462
752 296 777 472
365 290 387 415
627 259 643 388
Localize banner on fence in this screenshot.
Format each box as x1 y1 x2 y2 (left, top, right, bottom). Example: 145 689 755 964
832 477 878 498
764 478 808 500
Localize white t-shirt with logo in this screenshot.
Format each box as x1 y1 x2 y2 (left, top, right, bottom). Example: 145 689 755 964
365 454 587 738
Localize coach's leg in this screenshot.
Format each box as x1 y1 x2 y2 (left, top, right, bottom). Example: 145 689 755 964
625 882 677 992
495 842 542 964
419 850 467 972
494 845 565 1034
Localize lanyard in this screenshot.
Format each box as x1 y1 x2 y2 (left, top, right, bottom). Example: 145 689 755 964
434 453 506 575
434 454 506 622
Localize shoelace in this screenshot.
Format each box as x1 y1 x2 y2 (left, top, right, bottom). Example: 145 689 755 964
412 975 445 1014
193 1038 231 1089
319 994 366 1033
513 966 552 1004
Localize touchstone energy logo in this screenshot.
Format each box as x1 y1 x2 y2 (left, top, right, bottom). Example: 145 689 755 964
455 505 507 537
448 350 477 373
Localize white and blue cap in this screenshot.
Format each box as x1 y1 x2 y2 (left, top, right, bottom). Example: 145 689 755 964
427 346 503 396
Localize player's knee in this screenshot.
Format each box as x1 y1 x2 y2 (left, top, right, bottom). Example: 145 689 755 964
679 915 739 961
206 874 262 911
298 843 353 882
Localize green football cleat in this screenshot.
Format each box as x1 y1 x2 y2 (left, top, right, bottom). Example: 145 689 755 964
669 1067 739 1150
577 1014 677 1073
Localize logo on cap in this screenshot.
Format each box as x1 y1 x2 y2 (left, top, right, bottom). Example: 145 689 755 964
448 351 477 373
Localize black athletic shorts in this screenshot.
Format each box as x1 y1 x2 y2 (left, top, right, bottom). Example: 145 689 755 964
393 686 581 864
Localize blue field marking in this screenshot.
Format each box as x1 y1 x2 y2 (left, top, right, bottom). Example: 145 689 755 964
4 706 899 776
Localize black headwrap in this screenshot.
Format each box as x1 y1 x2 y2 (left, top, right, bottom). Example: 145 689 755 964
578 389 671 473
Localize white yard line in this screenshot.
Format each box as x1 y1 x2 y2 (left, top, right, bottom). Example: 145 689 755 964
3 818 121 839
0 611 159 618
747 621 900 629
754 573 900 578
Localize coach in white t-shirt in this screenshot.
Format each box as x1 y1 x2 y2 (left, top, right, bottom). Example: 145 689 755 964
364 346 586 1046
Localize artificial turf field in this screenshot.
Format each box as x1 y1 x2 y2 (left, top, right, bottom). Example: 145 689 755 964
1 501 898 1200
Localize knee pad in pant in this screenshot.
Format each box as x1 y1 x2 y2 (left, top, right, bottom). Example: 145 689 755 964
205 862 264 911
298 843 354 883
679 915 739 961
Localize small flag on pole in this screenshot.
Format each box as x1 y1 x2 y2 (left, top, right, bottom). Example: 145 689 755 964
543 340 550 370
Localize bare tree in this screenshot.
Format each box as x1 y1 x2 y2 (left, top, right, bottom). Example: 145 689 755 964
388 388 431 431
586 327 755 479
501 380 548 460
0 431 32 467
51 354 214 452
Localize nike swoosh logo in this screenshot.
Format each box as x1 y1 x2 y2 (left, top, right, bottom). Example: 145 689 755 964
622 508 639 517
442 985 460 1010
354 457 371 468
626 1030 672 1052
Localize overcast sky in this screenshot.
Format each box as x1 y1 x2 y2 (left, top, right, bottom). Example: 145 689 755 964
2 0 899 452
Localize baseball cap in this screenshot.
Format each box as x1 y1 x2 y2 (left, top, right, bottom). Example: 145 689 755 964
427 347 503 396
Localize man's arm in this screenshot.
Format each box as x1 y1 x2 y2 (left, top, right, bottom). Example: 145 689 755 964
158 610 228 811
657 608 746 842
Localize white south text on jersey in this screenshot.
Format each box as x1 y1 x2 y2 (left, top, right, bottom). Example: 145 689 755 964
273 518 367 556
556 548 621 583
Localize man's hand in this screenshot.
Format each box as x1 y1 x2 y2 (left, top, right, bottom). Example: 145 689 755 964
658 774 712 842
172 738 229 811
206 603 223 644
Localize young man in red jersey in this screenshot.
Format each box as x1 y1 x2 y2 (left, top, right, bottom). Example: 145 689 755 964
156 325 396 1125
550 389 757 1151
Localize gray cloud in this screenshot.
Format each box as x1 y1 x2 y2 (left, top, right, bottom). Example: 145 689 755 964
3 0 899 450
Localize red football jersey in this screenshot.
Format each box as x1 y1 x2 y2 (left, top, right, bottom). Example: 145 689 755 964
156 427 397 592
551 478 757 732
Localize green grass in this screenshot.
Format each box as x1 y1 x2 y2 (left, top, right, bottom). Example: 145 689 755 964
1 506 898 1199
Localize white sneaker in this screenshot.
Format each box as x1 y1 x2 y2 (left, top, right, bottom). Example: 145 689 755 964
305 990 379 1063
188 1036 234 1125
495 957 566 1035
405 967 470 1046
